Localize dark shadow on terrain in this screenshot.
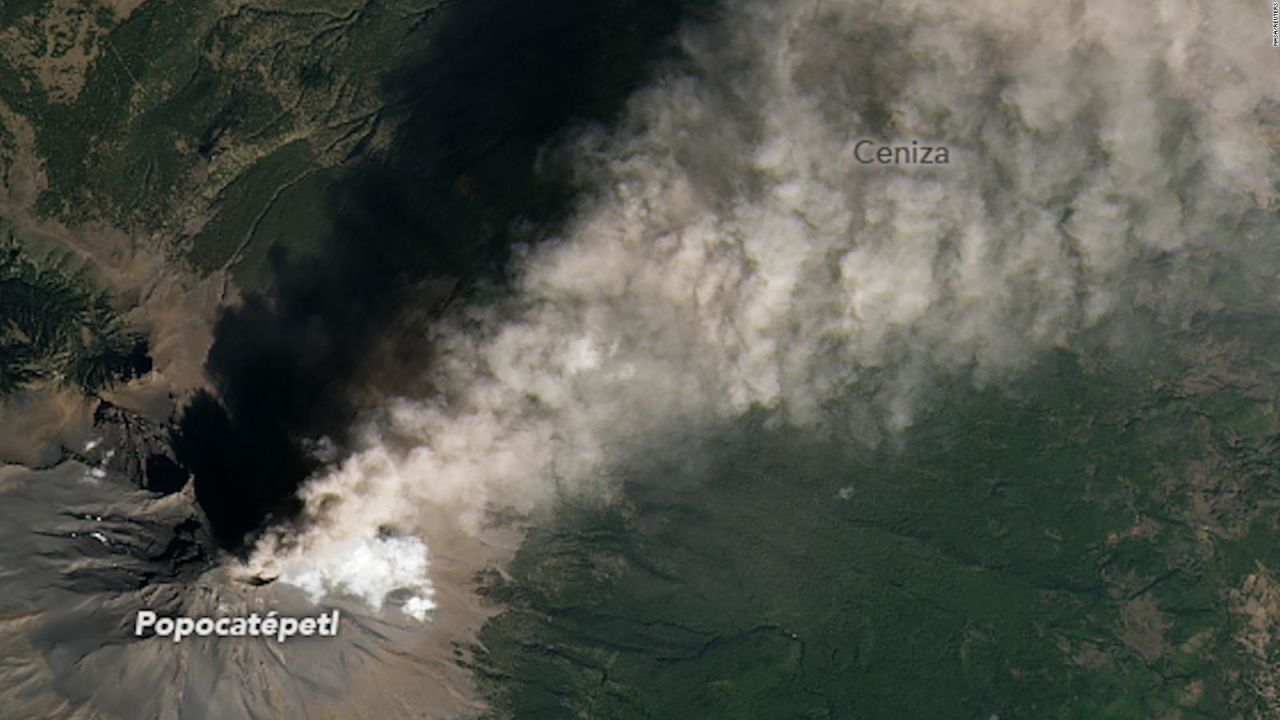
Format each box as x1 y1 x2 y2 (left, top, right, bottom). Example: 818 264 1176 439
174 0 718 553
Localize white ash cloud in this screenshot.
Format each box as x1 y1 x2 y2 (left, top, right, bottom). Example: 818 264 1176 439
245 0 1278 615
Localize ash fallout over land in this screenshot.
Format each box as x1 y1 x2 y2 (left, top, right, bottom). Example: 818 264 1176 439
176 0 713 556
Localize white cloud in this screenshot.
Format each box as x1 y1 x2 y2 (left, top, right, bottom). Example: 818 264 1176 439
246 0 1277 615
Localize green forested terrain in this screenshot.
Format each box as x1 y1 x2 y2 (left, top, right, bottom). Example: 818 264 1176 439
0 239 144 392
474 329 1280 720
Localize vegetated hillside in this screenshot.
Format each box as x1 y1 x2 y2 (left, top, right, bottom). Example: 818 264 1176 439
0 0 444 289
0 238 146 394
